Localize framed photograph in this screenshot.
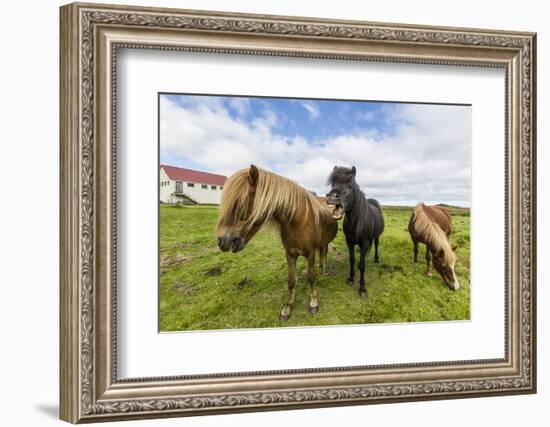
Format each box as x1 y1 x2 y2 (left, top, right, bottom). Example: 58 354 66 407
60 2 536 423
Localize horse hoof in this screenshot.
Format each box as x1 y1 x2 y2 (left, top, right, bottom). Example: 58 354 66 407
359 291 367 298
309 304 319 315
447 282 460 291
347 278 354 286
374 258 379 263
426 272 433 277
279 313 290 321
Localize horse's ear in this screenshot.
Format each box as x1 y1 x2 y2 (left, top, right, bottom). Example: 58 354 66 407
248 164 259 187
351 166 356 177
451 244 458 252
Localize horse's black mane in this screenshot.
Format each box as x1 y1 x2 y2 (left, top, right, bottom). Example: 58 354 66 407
349 184 369 238
327 167 354 186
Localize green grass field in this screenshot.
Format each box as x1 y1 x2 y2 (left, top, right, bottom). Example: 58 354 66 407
159 204 470 331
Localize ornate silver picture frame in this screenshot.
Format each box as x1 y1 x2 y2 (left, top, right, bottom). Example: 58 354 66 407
60 2 536 423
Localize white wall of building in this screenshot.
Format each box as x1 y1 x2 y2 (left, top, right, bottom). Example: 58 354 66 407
159 167 224 204
159 167 173 203
176 180 223 204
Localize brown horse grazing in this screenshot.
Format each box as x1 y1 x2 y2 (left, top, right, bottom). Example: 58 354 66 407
216 165 338 320
408 203 459 290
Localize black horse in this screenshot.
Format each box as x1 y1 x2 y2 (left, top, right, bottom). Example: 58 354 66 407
326 166 385 297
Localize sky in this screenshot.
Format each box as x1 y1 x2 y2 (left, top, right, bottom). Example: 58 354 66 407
160 93 471 207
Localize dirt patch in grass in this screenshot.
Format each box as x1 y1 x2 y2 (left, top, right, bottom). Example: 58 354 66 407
237 278 252 289
194 246 219 258
161 254 192 269
173 280 194 296
329 245 345 263
378 264 405 274
329 243 342 253
168 242 194 251
205 266 223 276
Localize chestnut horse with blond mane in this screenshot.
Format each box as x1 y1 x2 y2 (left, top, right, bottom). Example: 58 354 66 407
408 203 459 290
216 165 338 320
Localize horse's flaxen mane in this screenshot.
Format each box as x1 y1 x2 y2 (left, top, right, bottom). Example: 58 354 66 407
218 168 323 232
412 203 455 265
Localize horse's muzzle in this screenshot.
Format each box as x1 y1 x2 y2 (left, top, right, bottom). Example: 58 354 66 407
325 193 344 220
446 281 460 291
325 192 339 205
218 235 245 253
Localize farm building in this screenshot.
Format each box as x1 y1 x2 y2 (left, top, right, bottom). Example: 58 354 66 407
160 164 227 205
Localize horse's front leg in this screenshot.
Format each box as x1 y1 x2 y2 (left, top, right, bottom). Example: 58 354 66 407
358 244 369 298
307 253 319 314
279 252 297 321
346 238 355 286
413 239 419 263
318 245 326 274
425 248 433 277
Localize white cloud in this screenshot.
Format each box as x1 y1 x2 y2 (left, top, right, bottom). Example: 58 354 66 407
228 97 250 117
300 102 320 120
160 97 471 206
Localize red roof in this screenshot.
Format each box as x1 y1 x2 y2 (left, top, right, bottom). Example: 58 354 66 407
161 164 227 186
